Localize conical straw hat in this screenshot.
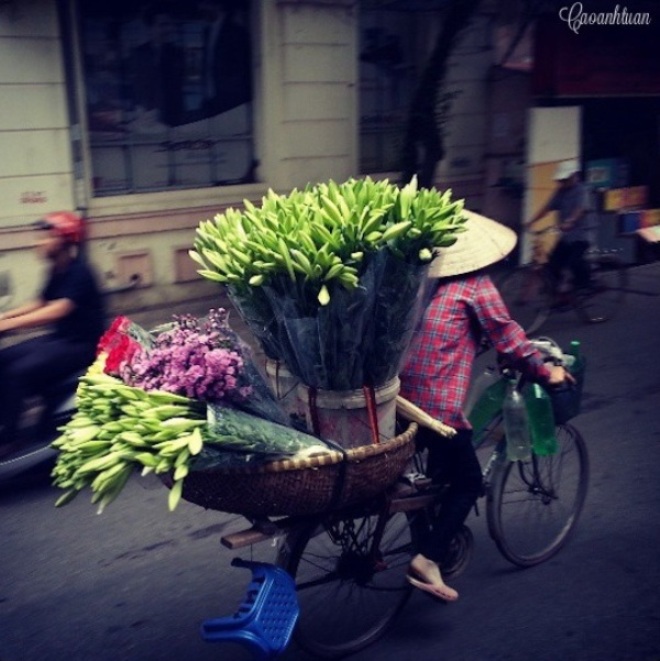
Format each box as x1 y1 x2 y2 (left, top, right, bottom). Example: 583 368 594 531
428 210 517 278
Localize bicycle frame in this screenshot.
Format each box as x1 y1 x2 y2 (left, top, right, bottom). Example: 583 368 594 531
217 357 588 658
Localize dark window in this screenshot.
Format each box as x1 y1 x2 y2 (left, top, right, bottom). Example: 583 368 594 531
358 2 430 173
78 0 254 196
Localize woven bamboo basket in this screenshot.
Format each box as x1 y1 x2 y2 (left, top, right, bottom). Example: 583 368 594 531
167 423 417 518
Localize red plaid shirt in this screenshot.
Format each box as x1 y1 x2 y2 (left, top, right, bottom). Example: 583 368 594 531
400 274 552 430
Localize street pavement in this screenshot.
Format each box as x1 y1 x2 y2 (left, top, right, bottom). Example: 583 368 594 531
1 263 659 661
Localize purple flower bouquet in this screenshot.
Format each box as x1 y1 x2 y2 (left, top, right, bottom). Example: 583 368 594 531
120 310 252 404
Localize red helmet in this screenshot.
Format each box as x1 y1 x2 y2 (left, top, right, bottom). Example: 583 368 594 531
36 211 84 244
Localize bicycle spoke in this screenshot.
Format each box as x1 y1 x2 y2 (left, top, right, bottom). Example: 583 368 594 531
487 424 589 567
278 510 413 658
516 454 562 499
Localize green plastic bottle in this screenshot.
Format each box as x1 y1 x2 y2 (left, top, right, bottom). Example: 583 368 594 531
564 340 582 369
467 368 508 437
557 339 585 423
524 382 558 456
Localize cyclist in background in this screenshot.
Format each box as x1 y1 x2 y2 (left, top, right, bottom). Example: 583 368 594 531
524 159 596 292
399 211 572 602
0 212 104 457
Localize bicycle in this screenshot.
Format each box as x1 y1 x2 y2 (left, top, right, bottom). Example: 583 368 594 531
496 227 628 334
217 338 590 659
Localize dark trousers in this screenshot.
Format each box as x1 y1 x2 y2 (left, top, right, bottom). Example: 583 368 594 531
0 334 96 445
547 239 590 289
413 427 483 565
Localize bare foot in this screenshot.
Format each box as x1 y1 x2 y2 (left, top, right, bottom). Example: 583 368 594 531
407 553 459 602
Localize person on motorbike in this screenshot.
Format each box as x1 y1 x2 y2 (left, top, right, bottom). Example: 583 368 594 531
399 210 574 602
0 212 104 457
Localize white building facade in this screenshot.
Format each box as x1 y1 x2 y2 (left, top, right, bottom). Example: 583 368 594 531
0 0 499 314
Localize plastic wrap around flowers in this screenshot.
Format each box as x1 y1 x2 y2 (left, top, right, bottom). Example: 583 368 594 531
192 177 467 390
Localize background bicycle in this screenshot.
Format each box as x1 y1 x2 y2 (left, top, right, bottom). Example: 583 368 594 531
218 337 589 659
496 227 628 334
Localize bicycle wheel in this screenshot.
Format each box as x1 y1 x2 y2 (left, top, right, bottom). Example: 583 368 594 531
496 266 552 335
277 505 413 659
486 423 589 567
575 254 627 324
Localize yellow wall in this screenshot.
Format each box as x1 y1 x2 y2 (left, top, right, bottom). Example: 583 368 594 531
527 161 560 262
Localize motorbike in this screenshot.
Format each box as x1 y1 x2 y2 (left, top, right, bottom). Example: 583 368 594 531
0 274 140 485
0 371 79 482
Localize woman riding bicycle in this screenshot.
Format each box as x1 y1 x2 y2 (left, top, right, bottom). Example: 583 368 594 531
0 212 105 458
399 210 573 602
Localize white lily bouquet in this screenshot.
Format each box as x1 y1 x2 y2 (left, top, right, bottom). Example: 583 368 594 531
191 176 467 391
51 310 330 513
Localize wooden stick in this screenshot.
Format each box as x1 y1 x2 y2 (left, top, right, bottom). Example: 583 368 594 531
396 396 457 438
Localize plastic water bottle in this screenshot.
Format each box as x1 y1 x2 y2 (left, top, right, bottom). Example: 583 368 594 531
466 367 508 434
503 379 532 461
465 366 499 415
524 382 557 456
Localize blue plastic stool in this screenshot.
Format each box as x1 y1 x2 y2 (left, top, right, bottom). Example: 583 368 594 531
200 558 300 660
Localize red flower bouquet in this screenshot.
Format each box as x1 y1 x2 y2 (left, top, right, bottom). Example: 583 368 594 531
97 316 142 376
